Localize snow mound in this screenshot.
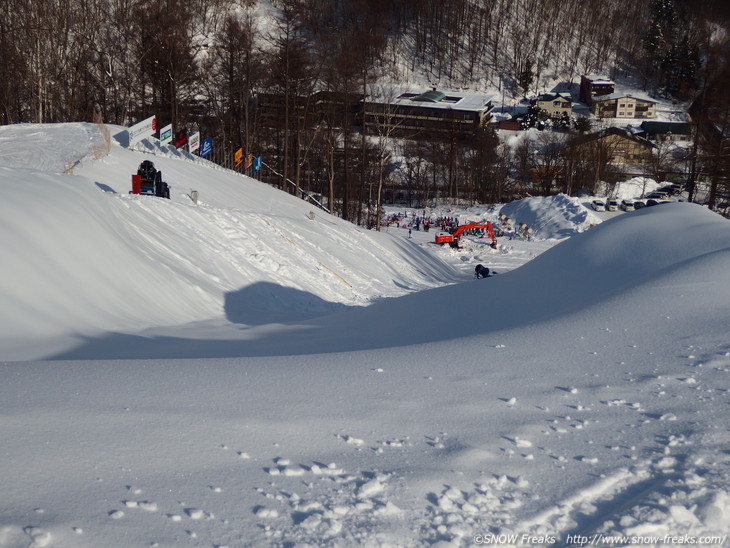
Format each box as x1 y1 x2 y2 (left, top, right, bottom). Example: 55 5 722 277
499 194 601 239
0 122 105 173
174 201 730 358
497 202 730 319
608 176 661 200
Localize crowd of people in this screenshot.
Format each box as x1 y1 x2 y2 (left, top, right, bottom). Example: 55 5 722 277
383 211 463 233
382 211 513 241
380 209 541 282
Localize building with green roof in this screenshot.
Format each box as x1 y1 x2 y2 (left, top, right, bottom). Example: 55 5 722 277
639 121 693 142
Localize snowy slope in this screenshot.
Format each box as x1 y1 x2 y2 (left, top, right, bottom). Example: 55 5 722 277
0 123 456 360
1 123 730 548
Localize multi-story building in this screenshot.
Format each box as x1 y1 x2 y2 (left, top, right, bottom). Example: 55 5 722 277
256 91 363 129
255 88 495 142
579 75 615 105
568 127 655 165
591 94 657 119
363 88 495 140
535 93 573 118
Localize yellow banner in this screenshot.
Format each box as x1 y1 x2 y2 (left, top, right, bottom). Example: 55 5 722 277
234 148 243 166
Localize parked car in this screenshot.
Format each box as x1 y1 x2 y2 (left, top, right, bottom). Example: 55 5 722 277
633 200 646 209
607 199 619 211
659 184 686 196
592 199 606 211
620 199 635 211
646 191 668 200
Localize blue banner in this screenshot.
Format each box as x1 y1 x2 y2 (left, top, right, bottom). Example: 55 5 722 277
253 155 262 172
200 137 213 158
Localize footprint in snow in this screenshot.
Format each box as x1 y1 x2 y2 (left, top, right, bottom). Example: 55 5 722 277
184 508 207 520
125 499 158 511
253 505 279 518
426 433 448 449
503 436 533 448
23 526 52 547
377 436 410 448
337 434 364 446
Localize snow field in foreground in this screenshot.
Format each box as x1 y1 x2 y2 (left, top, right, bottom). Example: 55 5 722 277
0 123 729 547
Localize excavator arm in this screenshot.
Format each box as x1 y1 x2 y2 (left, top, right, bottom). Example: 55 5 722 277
435 221 496 246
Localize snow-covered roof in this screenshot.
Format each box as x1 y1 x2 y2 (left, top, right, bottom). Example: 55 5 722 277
537 93 572 103
582 74 615 85
593 92 657 104
369 88 495 112
570 127 657 148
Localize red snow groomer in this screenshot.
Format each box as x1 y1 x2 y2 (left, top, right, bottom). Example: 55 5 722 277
131 160 170 198
435 221 497 248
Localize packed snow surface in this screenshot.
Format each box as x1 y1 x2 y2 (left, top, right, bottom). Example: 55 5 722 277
1 123 729 547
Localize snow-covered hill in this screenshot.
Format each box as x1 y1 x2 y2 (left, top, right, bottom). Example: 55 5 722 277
1 123 729 548
0 123 456 360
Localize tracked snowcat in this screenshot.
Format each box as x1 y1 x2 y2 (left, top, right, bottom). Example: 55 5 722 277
131 160 170 199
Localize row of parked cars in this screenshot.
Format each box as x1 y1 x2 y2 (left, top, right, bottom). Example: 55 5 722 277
591 198 667 212
591 183 685 213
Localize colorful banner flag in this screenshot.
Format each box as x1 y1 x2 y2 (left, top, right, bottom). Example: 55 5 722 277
234 148 243 166
244 153 253 169
128 115 156 147
159 123 172 145
253 155 263 172
200 137 213 158
188 132 200 153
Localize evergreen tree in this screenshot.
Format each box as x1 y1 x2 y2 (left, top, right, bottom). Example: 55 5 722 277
642 0 697 98
518 61 534 97
673 34 699 98
573 116 592 134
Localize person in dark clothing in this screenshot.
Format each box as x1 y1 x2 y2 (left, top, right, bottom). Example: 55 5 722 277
474 264 490 278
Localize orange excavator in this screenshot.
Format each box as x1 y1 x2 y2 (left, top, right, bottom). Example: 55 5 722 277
435 221 496 248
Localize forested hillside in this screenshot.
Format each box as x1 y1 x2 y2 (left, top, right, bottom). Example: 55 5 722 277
2 0 729 219
3 0 726 125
